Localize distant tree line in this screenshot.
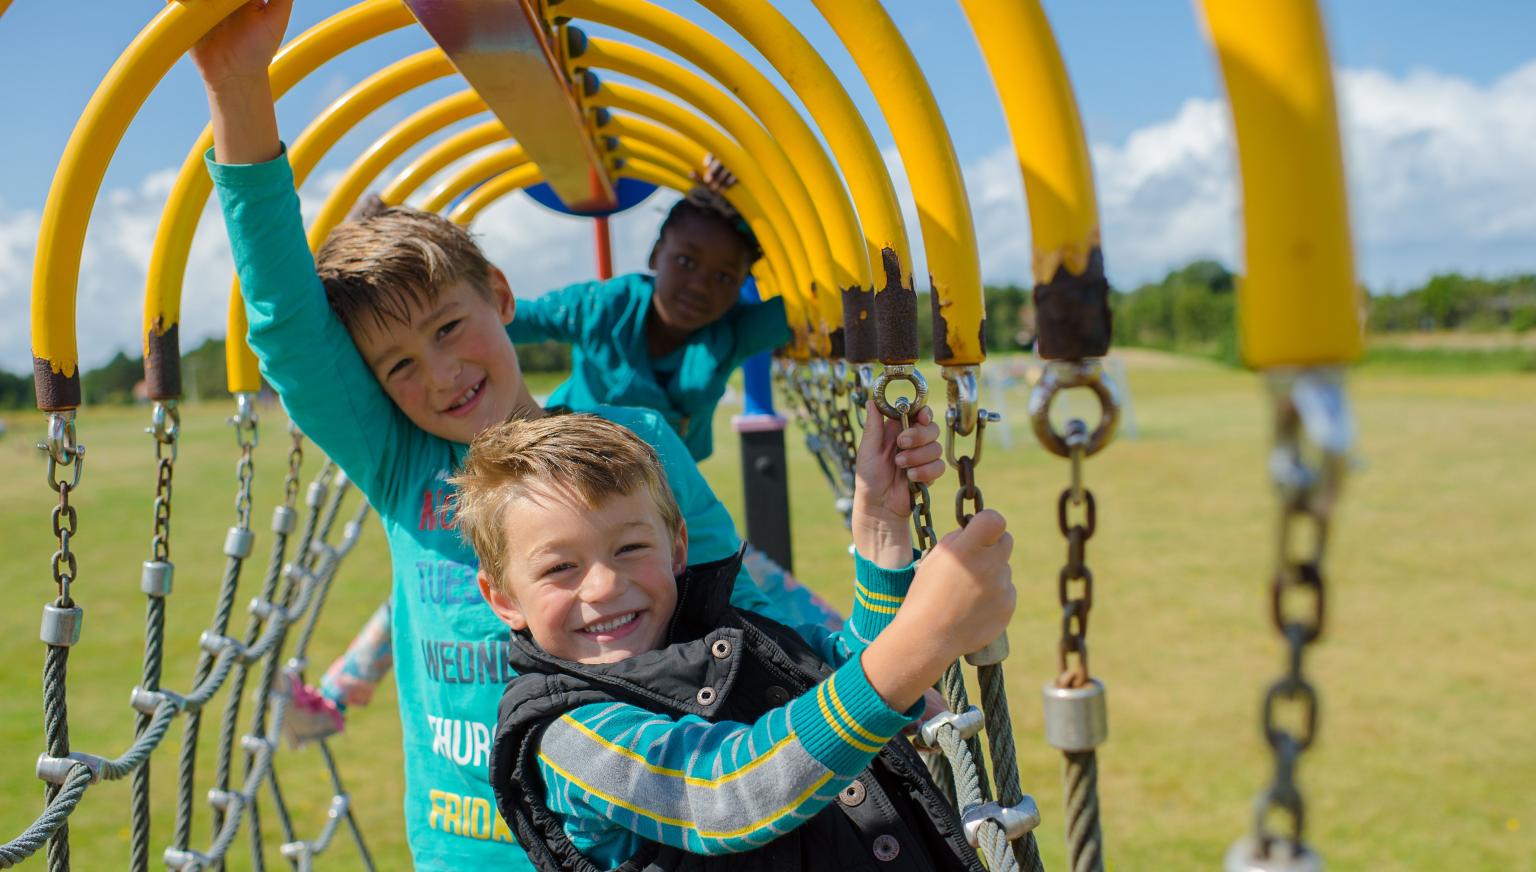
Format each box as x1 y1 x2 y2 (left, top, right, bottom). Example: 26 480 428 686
3 271 1529 409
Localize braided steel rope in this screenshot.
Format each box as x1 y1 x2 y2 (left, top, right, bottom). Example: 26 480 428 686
42 642 71 872
978 664 1044 872
1063 752 1103 872
938 663 994 803
934 718 1016 872
0 767 90 869
131 594 165 872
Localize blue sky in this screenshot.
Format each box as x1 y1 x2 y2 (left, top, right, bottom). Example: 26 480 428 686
2 1 1534 370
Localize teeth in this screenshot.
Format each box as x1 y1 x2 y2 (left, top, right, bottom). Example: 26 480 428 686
585 612 637 634
449 383 480 410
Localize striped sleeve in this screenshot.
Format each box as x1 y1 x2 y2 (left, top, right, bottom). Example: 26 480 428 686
796 549 916 666
537 657 919 863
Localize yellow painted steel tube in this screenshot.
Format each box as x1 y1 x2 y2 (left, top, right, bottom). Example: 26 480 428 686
1198 0 1361 367
581 39 836 337
448 164 546 225
613 142 696 183
623 161 817 356
419 145 531 214
223 49 458 391
381 118 510 205
31 0 246 408
144 0 414 398
957 0 1098 286
693 0 915 359
811 0 984 366
309 89 488 248
556 0 867 294
594 85 833 347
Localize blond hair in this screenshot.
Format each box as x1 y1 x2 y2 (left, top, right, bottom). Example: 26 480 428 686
317 204 493 337
450 414 683 587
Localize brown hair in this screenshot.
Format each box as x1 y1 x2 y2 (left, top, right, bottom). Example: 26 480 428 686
317 204 493 337
449 414 683 587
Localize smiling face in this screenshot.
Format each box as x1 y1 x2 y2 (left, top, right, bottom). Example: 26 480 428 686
648 212 753 336
477 485 686 664
353 269 532 445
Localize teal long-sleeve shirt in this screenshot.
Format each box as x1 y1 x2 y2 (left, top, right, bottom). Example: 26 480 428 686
508 273 790 461
206 148 802 871
537 552 921 867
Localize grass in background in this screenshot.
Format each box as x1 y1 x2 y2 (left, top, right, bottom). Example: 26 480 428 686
1 350 1533 870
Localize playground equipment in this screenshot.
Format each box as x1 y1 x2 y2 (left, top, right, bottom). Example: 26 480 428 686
8 0 1360 870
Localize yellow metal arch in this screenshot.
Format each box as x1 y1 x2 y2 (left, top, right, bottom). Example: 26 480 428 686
382 119 510 206
447 164 546 225
419 145 532 214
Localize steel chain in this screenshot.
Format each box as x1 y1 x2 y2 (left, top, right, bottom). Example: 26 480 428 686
898 400 939 553
1055 423 1096 690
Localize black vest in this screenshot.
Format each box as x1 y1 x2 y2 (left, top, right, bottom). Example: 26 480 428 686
490 551 984 872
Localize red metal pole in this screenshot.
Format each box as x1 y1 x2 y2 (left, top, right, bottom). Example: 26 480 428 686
594 214 614 279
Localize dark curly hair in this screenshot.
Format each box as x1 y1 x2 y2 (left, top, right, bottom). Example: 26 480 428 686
655 187 763 266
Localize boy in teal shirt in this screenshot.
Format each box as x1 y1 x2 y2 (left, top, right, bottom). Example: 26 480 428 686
188 3 915 867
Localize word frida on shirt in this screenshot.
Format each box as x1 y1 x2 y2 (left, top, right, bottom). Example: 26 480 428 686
424 786 516 843
418 484 456 531
419 637 516 686
427 713 493 769
415 558 480 606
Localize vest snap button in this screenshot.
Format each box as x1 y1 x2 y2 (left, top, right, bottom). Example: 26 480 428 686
765 685 790 706
838 778 866 807
696 686 717 706
710 639 732 659
872 833 900 862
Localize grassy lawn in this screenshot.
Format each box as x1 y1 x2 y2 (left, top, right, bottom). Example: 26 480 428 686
1 349 1532 870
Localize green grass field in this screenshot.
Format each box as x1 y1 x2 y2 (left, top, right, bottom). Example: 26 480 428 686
1 350 1532 870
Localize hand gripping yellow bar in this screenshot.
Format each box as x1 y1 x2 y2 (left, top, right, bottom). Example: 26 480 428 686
141 0 415 400
310 89 489 246
691 0 914 363
447 164 546 225
222 48 458 392
553 0 870 357
591 80 831 351
811 0 984 367
1198 0 1361 367
577 39 838 346
617 159 811 357
31 0 247 409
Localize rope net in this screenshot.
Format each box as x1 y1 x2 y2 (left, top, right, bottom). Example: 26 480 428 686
3 401 375 872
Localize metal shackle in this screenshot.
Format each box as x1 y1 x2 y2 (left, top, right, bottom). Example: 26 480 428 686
1027 359 1121 458
873 364 928 421
40 603 83 647
1224 836 1323 872
1042 677 1109 752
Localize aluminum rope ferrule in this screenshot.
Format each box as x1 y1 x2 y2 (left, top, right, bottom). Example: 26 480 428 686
1042 678 1108 752
40 603 83 647
131 686 195 716
36 751 105 786
914 705 984 752
141 559 174 597
1224 836 1322 872
962 798 1042 847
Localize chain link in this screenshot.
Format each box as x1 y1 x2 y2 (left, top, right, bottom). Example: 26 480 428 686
1055 423 1097 690
148 403 180 563
284 423 304 508
231 395 259 529
896 401 938 554
41 414 85 606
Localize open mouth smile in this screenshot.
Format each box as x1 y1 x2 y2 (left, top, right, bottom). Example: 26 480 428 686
443 378 486 416
579 611 641 639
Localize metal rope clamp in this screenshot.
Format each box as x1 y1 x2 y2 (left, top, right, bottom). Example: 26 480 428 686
141 559 174 597
914 705 984 751
873 364 928 420
131 686 195 716
1027 359 1120 458
40 603 84 647
961 797 1042 847
1042 678 1109 752
36 751 106 785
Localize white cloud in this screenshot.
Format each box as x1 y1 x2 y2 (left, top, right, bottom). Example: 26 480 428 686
7 60 1536 374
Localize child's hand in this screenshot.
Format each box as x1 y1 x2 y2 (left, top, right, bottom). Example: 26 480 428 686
861 510 1015 711
851 400 944 567
189 0 292 90
903 509 1015 660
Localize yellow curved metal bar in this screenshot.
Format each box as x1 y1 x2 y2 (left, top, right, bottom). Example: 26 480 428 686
144 0 414 398
309 89 488 247
556 0 867 294
957 0 1098 286
420 145 532 213
381 118 509 205
811 0 982 366
448 164 546 225
619 159 809 356
224 48 458 391
1199 0 1360 367
30 0 246 407
692 0 914 355
592 82 831 349
580 39 835 340
612 142 695 183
